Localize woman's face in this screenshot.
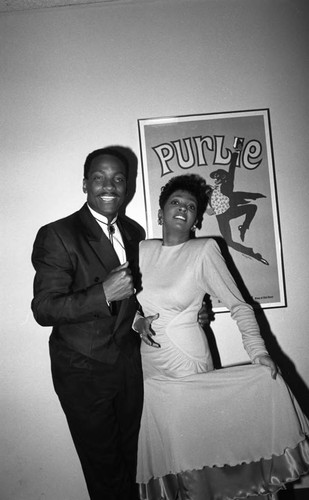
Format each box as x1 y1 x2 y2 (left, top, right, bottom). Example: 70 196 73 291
160 189 198 236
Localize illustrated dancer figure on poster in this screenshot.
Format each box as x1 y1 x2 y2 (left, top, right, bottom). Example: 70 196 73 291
207 138 269 265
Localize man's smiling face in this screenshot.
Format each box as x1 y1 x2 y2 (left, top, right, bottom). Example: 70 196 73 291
83 154 127 222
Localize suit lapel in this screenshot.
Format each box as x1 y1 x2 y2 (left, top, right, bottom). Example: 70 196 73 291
78 204 120 272
114 217 138 329
117 218 134 263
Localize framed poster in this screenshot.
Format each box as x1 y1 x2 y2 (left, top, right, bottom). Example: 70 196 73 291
138 109 285 312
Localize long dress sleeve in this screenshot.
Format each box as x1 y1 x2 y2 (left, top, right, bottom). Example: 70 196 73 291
201 239 269 362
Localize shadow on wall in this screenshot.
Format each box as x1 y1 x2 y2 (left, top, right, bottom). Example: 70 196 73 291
254 308 309 420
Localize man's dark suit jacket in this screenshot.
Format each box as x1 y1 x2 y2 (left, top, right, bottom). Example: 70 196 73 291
31 203 145 363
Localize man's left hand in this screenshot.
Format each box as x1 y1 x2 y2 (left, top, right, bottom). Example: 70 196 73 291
198 301 213 327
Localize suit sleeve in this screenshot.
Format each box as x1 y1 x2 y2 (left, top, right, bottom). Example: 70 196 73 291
202 239 269 362
31 224 111 326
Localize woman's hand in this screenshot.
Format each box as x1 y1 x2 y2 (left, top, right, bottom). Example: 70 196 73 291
254 355 278 379
135 313 160 348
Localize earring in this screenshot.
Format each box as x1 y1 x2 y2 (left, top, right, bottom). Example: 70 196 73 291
191 224 197 232
158 215 163 226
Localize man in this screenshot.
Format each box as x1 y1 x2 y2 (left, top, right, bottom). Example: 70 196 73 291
31 147 145 500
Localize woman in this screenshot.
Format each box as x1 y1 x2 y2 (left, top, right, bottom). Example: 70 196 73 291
134 174 309 500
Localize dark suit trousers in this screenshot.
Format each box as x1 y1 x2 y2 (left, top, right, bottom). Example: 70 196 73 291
49 338 143 500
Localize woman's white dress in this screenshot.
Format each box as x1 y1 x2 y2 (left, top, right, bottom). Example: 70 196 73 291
136 238 309 500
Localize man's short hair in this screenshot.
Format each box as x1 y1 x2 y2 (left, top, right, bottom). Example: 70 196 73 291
83 148 129 179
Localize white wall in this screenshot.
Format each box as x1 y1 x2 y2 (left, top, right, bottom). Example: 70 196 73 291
1 0 308 498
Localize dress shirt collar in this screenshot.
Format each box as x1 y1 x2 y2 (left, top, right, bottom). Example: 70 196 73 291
87 204 117 226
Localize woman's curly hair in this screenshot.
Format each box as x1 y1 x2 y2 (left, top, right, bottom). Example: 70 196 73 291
159 174 209 230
